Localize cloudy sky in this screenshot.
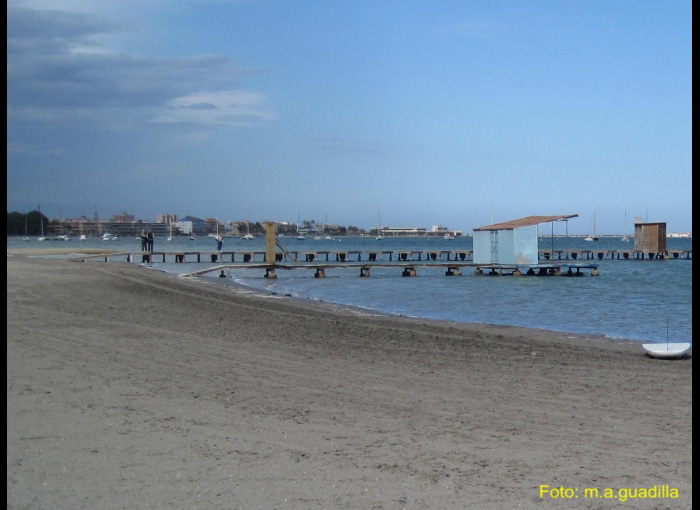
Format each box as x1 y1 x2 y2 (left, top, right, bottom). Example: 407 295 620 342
7 1 692 234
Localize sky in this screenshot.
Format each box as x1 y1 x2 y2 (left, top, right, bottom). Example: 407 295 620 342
7 1 692 235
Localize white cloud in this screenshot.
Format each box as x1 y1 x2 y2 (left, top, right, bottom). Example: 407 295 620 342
8 6 274 131
153 90 277 126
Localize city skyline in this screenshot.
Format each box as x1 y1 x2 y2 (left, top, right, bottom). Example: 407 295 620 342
7 1 692 236
10 207 692 238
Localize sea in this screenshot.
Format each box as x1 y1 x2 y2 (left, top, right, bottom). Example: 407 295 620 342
9 234 692 344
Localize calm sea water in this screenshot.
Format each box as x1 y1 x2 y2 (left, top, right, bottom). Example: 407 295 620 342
9 234 692 344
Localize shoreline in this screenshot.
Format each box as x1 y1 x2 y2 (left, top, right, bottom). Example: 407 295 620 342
8 247 669 348
7 254 693 509
220 273 646 352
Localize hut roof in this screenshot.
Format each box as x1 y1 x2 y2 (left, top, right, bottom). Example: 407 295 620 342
473 214 578 231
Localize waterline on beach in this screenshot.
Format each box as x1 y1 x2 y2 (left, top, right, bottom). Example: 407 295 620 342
181 262 691 345
8 235 692 344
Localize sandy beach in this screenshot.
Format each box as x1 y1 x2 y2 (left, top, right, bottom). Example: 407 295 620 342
7 253 692 509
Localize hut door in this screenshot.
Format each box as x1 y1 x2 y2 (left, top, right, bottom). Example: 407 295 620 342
490 231 499 263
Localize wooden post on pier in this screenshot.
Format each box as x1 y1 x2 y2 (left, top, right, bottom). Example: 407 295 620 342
263 221 277 278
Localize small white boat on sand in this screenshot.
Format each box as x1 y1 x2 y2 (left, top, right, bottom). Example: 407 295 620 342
642 320 691 358
642 343 691 359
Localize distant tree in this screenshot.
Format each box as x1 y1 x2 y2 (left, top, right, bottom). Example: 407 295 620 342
249 222 265 234
7 212 23 236
276 223 296 235
6 210 48 236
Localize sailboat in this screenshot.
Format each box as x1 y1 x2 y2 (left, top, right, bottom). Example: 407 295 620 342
376 213 384 240
321 214 333 240
37 207 46 241
242 207 255 240
242 220 254 240
296 214 305 240
584 212 599 241
23 218 29 241
167 221 173 241
621 211 630 242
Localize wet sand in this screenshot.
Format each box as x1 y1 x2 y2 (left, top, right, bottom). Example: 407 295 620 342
7 253 692 509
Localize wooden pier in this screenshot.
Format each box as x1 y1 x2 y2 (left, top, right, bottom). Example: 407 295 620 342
69 219 688 280
540 249 691 261
176 261 601 279
73 247 690 265
71 250 601 278
67 221 691 281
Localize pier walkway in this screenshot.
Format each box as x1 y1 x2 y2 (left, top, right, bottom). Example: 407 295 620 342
71 250 605 278
540 249 691 261
176 261 601 279
74 247 691 265
69 243 695 280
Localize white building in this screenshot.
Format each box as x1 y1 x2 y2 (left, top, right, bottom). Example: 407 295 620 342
381 227 427 236
174 220 193 235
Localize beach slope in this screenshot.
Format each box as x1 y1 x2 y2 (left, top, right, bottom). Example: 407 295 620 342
7 255 692 509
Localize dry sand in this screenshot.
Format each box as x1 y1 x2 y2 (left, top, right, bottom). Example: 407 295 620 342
7 253 692 509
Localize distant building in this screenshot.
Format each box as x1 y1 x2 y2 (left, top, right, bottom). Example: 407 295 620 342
156 214 178 225
429 225 462 237
205 218 224 234
225 221 241 236
174 220 193 235
105 221 166 237
61 216 101 237
112 212 135 223
381 227 427 236
178 216 207 235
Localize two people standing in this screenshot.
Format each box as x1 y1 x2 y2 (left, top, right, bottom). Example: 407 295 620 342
140 229 154 252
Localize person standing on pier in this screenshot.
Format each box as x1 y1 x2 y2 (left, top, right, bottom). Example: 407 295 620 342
140 229 148 251
215 233 223 252
147 231 154 252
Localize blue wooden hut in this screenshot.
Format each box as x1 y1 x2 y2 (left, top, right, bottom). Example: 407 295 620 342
472 214 578 265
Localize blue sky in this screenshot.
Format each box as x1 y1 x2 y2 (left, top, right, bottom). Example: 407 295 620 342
7 1 692 234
